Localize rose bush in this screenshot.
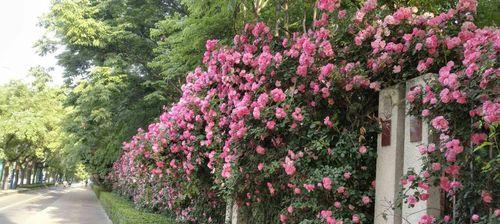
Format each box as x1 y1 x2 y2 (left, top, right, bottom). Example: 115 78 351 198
403 17 499 224
110 0 498 223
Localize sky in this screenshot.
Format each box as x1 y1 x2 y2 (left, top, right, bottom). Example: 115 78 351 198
0 0 63 86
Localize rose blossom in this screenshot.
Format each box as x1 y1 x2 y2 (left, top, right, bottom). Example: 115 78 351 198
471 214 480 222
270 88 286 102
322 177 332 190
359 145 368 154
256 145 266 155
431 116 449 131
257 163 264 171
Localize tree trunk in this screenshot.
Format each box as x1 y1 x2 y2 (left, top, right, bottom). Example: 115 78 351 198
0 161 4 183
19 164 25 186
35 163 42 183
1 162 10 190
33 164 39 183
13 164 20 189
26 163 32 185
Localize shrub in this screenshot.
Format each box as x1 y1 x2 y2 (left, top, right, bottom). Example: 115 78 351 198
92 184 105 199
18 183 55 189
110 0 498 223
93 185 175 224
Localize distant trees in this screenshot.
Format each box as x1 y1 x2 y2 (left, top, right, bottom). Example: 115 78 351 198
0 67 75 189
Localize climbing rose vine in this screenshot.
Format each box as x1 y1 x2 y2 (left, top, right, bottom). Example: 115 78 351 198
110 0 498 223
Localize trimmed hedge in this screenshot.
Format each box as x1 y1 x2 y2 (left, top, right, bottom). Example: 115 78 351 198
91 184 105 198
92 185 175 224
18 183 55 189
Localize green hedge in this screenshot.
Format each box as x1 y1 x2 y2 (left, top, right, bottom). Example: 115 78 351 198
92 185 175 224
18 183 55 189
92 184 105 198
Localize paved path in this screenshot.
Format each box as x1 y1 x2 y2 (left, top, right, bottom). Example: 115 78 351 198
0 184 111 224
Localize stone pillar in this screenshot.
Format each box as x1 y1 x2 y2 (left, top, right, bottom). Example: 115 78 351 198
402 76 441 223
231 202 246 224
375 84 405 224
224 198 233 224
224 197 246 224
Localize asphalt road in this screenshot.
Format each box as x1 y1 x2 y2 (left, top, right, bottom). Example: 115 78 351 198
0 184 111 224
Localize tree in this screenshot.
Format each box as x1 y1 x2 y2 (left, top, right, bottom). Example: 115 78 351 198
0 67 68 188
39 0 187 181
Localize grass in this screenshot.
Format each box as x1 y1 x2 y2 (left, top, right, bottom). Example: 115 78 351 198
92 185 176 224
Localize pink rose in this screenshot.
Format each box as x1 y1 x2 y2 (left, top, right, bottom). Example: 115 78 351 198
334 201 341 208
470 133 487 145
304 184 315 192
317 0 338 12
270 88 286 103
324 116 334 127
359 145 368 154
338 10 346 19
336 186 345 194
481 191 492 203
256 145 266 155
343 172 351 179
471 214 480 222
407 195 417 206
419 215 435 224
282 157 296 176
352 214 360 223
294 188 301 194
422 109 430 117
275 107 287 119
444 215 451 222
431 116 449 132
362 195 371 205
279 214 288 223
393 65 401 73
292 107 304 122
257 93 269 106
253 107 261 119
205 39 218 52
431 163 441 171
266 120 276 130
322 177 332 190
257 163 264 171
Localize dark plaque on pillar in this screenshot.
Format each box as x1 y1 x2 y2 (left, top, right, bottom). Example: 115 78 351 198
381 120 391 146
410 116 422 142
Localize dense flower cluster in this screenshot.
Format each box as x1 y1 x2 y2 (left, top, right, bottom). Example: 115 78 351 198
110 0 498 223
402 16 499 224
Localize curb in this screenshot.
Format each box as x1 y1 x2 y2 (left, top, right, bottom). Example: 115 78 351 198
0 185 54 197
0 189 29 197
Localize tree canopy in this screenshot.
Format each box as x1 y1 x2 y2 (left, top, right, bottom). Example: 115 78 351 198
0 67 75 187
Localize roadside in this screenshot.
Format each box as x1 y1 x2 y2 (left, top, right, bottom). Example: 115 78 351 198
0 183 56 197
0 183 111 224
92 185 175 224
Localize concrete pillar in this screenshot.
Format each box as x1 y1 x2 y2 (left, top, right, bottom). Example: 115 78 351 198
231 202 246 224
224 198 233 224
374 84 405 224
224 197 246 224
402 76 441 223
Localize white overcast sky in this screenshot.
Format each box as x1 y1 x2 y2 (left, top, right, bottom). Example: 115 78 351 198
0 0 63 86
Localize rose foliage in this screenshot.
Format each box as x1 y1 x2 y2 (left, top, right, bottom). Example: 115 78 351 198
110 0 499 223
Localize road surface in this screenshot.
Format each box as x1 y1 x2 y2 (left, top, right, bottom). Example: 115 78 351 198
0 184 111 224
